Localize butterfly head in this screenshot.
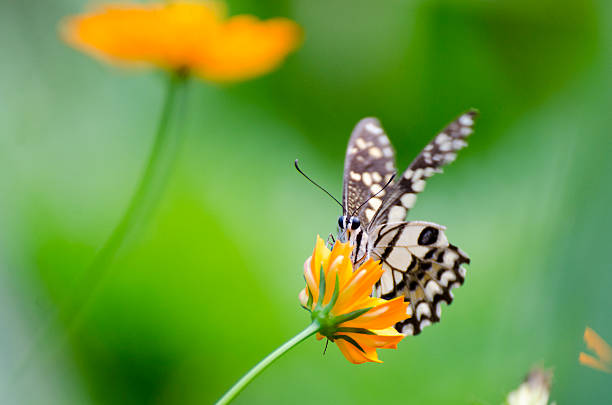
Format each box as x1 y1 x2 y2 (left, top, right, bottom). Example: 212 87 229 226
337 215 361 242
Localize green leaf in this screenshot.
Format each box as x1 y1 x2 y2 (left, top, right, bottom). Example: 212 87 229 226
323 273 340 314
335 327 376 335
316 266 326 307
332 307 372 325
306 287 313 308
332 334 366 353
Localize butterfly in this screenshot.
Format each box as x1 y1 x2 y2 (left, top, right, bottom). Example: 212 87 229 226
336 110 477 335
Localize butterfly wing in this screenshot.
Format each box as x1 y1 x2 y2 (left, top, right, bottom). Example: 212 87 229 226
342 118 396 227
369 221 469 335
371 110 478 227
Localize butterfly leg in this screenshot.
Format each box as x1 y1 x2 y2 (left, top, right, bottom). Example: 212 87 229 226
327 233 336 248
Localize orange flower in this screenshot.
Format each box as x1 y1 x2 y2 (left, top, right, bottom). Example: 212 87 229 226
579 327 612 373
299 236 409 364
61 1 301 82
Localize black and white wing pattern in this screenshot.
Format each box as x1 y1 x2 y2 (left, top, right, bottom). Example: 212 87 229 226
341 118 396 227
369 221 470 335
371 110 478 226
337 110 477 336
366 110 477 335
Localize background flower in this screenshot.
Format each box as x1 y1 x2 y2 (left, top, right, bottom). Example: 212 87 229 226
61 1 301 81
579 327 612 373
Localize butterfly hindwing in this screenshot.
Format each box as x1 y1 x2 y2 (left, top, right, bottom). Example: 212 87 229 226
373 110 478 226
368 221 469 335
342 118 396 227
396 244 469 335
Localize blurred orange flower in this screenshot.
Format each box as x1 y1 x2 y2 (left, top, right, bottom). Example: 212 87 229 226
579 327 612 373
299 236 409 364
61 1 301 82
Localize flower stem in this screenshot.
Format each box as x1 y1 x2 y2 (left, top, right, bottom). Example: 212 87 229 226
81 73 185 280
10 72 187 383
62 72 188 330
215 322 321 405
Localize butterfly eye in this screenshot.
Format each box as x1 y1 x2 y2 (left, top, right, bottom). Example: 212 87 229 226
350 217 361 230
338 216 346 229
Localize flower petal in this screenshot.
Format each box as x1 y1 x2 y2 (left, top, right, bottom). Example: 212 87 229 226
340 327 405 349
579 352 612 373
304 236 331 305
309 236 330 281
322 254 346 306
342 297 409 330
303 257 318 306
194 15 301 81
335 338 382 364
327 241 353 289
298 288 309 308
332 246 355 303
62 2 221 70
584 327 612 364
333 259 383 314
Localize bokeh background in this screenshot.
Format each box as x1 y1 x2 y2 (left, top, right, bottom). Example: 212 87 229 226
1 0 611 404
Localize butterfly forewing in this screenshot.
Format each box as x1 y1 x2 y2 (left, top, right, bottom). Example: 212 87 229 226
342 118 396 227
373 110 478 226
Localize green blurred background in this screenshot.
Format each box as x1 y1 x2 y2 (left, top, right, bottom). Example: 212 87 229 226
1 0 611 403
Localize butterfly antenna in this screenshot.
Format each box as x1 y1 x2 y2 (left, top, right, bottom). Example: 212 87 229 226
295 159 346 214
350 173 396 217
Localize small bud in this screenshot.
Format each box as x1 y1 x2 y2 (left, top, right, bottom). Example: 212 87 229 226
506 368 553 405
298 288 309 308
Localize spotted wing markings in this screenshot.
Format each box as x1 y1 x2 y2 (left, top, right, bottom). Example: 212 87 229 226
342 117 397 227
339 110 476 336
394 244 469 335
367 221 470 335
373 110 478 225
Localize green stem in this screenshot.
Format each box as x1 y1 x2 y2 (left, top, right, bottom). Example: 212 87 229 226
215 322 321 405
66 73 188 329
11 73 187 382
88 73 185 273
